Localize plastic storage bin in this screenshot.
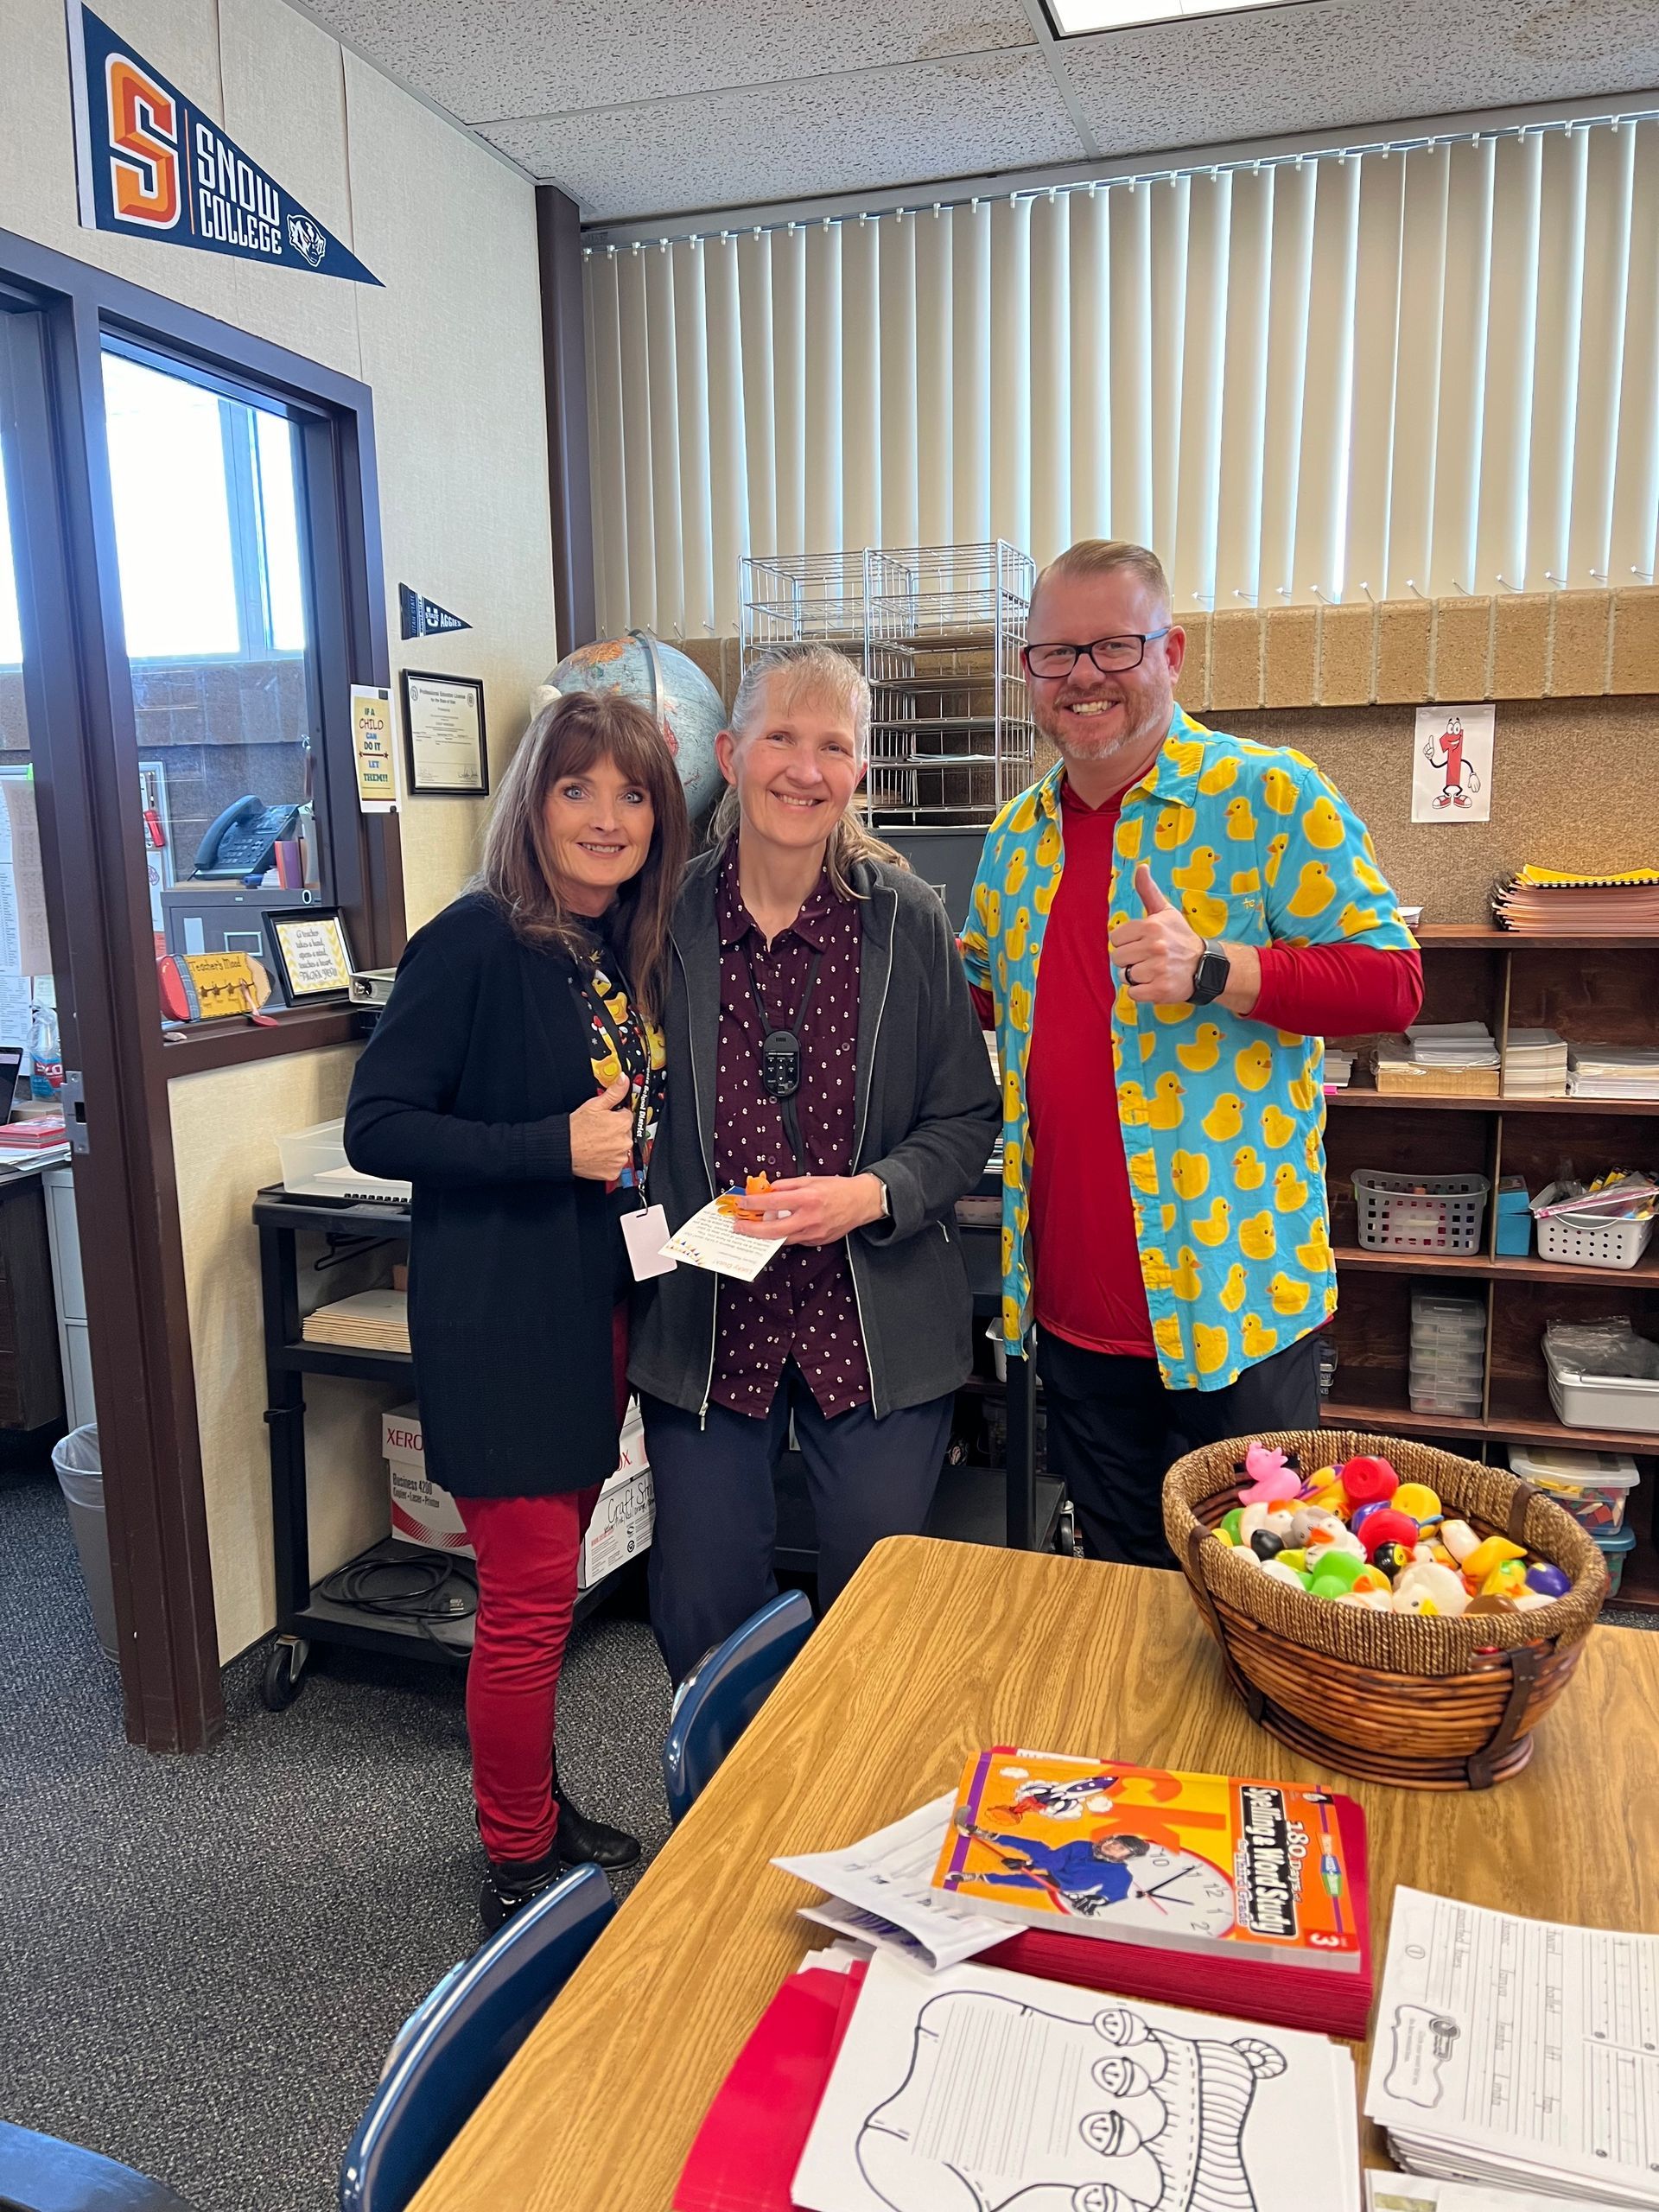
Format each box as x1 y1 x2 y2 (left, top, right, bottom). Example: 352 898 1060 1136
1507 1442 1640 1534
1531 1182 1655 1271
52 1424 118 1659
1593 1524 1637 1598
279 1118 410 1205
1544 1339 1659 1438
1354 1170 1489 1253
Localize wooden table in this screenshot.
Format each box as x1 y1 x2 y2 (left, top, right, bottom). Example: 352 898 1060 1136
410 1535 1659 2212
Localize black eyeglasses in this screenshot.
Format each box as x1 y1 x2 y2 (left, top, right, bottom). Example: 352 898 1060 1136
1021 630 1173 679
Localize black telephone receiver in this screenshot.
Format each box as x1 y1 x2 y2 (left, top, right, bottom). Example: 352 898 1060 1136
192 795 301 881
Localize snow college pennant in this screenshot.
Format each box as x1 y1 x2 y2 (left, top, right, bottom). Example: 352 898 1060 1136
67 3 381 286
399 585 472 640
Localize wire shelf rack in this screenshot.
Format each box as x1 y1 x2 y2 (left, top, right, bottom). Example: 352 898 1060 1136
738 541 1035 825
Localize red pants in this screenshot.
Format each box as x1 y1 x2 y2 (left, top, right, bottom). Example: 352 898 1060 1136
452 1306 628 1866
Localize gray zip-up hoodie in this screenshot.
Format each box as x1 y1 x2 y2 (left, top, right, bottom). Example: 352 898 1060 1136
628 847 1002 1420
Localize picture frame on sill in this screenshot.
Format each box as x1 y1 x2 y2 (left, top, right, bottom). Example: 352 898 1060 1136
264 907 357 1004
401 670 489 798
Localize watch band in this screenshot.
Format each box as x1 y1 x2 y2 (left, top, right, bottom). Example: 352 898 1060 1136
1189 942 1231 1007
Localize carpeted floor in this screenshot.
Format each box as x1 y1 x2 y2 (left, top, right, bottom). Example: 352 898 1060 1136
0 1458 674 2212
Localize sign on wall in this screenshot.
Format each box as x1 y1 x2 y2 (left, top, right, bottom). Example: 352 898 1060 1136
398 585 471 641
66 3 381 286
1412 705 1495 824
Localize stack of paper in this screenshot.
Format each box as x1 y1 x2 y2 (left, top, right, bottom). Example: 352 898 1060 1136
1568 1045 1659 1102
1365 2178 1630 2209
1407 1022 1500 1068
301 1288 410 1353
1324 1045 1356 1090
1494 865 1659 934
1503 1027 1569 1097
1375 1026 1500 1096
1365 1887 1659 2208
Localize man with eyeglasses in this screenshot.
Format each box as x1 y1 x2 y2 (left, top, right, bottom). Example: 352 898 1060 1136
961 540 1422 1567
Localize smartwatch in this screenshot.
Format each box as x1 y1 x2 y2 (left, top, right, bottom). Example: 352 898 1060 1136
1189 942 1232 1007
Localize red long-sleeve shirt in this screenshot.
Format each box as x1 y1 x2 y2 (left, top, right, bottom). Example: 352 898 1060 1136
969 779 1421 1358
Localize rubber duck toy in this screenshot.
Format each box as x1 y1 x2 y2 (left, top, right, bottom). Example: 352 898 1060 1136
1237 1442 1302 1507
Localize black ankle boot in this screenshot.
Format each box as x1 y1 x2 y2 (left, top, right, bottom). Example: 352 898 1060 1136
553 1782 640 1870
479 1845 563 1936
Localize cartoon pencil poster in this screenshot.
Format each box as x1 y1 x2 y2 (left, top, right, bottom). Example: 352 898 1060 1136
1412 704 1494 823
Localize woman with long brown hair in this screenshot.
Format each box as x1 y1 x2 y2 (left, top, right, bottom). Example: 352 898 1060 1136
346 690 689 1930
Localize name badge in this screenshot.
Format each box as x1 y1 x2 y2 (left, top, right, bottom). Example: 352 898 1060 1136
621 1203 676 1281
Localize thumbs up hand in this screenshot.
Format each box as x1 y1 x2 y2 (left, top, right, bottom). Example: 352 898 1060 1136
1109 863 1207 1006
569 1073 635 1182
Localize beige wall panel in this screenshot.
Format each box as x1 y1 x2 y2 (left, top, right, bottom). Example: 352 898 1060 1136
1374 599 1433 702
1263 607 1317 708
168 1050 391 1661
1224 698 1659 921
1316 604 1374 706
1491 594 1551 699
1432 597 1494 701
1548 591 1613 696
1609 588 1659 696
1173 613 1211 712
1208 610 1263 711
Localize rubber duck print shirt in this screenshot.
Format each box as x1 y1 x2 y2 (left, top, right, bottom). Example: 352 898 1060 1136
960 707 1416 1392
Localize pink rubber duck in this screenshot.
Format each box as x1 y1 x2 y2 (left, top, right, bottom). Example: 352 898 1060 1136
1237 1441 1302 1508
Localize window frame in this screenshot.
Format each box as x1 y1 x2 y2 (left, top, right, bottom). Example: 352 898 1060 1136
0 225 403 1078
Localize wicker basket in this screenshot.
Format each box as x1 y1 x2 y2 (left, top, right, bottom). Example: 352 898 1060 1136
1163 1430 1609 1790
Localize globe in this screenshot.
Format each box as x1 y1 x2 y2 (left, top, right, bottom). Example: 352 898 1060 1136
547 629 725 819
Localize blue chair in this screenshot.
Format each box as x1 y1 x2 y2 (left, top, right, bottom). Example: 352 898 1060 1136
662 1589 814 1822
339 1863 614 2212
0 2121 200 2210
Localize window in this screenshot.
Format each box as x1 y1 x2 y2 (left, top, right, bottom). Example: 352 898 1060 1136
0 454 22 667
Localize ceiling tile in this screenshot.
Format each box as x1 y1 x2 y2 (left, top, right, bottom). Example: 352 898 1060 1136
1060 0 1659 156
302 0 1037 124
486 49 1086 219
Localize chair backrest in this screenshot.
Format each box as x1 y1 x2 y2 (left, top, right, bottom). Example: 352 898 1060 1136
0 2121 200 2212
661 1588 813 1822
338 1863 614 2212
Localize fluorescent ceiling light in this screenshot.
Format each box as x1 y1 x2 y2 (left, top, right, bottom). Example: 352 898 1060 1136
1049 0 1306 32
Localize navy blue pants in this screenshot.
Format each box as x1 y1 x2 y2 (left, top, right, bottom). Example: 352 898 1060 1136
641 1370 954 1685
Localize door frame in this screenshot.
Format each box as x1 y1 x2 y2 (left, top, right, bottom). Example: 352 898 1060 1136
0 226 399 1750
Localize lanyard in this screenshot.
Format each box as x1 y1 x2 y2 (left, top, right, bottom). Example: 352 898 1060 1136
578 961 655 1193
742 940 823 1175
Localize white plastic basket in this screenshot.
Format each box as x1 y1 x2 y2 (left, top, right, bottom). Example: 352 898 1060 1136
1353 1169 1490 1253
1545 1343 1659 1438
1532 1183 1656 1271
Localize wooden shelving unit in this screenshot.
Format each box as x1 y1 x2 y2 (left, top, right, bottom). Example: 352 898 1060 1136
1320 927 1659 1612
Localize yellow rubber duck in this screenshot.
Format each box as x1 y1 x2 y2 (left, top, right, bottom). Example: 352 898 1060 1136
1219 1262 1249 1312
1301 795 1345 849
1002 1138 1022 1188
1296 1217 1332 1270
1198 753 1238 796
1127 1147 1159 1195
1287 1066 1319 1110
1004 844 1028 894
1177 1022 1225 1074
1183 890 1230 938
1152 1313 1185 1361
1354 855 1389 897
974 881 1000 933
1147 1072 1186 1130
1170 1148 1210 1200
1154 802 1198 850
1338 899 1380 937
1224 795 1258 842
1165 735 1205 779
1115 980 1137 1023
1201 1091 1243 1141
1007 790 1039 835
1230 868 1262 895
1235 1039 1274 1092
1268 1269 1311 1315
1008 981 1033 1033
1003 1068 1020 1122
1172 1246 1204 1301
1112 1033 1123 1075
1115 816 1142 861
1262 765 1300 816
1139 1030 1158 1062
1036 817 1062 868
1240 1211 1277 1261
1232 1145 1267 1190
1274 1163 1310 1212
1172 846 1218 895
1192 1196 1232 1247
1260 1103 1298 1148
1001 1224 1014 1275
1303 1125 1323 1172
1154 1001 1193 1027
1265 833 1290 886
1194 1321 1230 1376
1034 875 1058 916
1242 1313 1280 1358
1005 907 1031 961
1287 861 1337 918
1140 1246 1171 1291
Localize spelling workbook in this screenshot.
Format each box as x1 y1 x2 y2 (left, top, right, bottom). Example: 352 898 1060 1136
931 1746 1364 1969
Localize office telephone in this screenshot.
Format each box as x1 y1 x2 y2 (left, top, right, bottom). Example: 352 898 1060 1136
192 796 301 881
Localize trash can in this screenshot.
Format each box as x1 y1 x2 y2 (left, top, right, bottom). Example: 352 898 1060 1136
52 1424 118 1660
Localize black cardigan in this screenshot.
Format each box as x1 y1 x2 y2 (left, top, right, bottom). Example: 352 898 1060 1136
344 893 627 1498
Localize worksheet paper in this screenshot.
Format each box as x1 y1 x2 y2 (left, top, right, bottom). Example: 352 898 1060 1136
661 1196 785 1280
794 1948 1359 2212
774 1796 1010 1973
1367 2177 1630 2211
1365 1887 1659 2208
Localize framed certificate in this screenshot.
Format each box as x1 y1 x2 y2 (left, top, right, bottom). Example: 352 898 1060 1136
265 907 356 1003
401 670 488 797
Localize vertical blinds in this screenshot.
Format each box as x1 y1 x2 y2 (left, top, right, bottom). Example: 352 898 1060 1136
583 117 1659 641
